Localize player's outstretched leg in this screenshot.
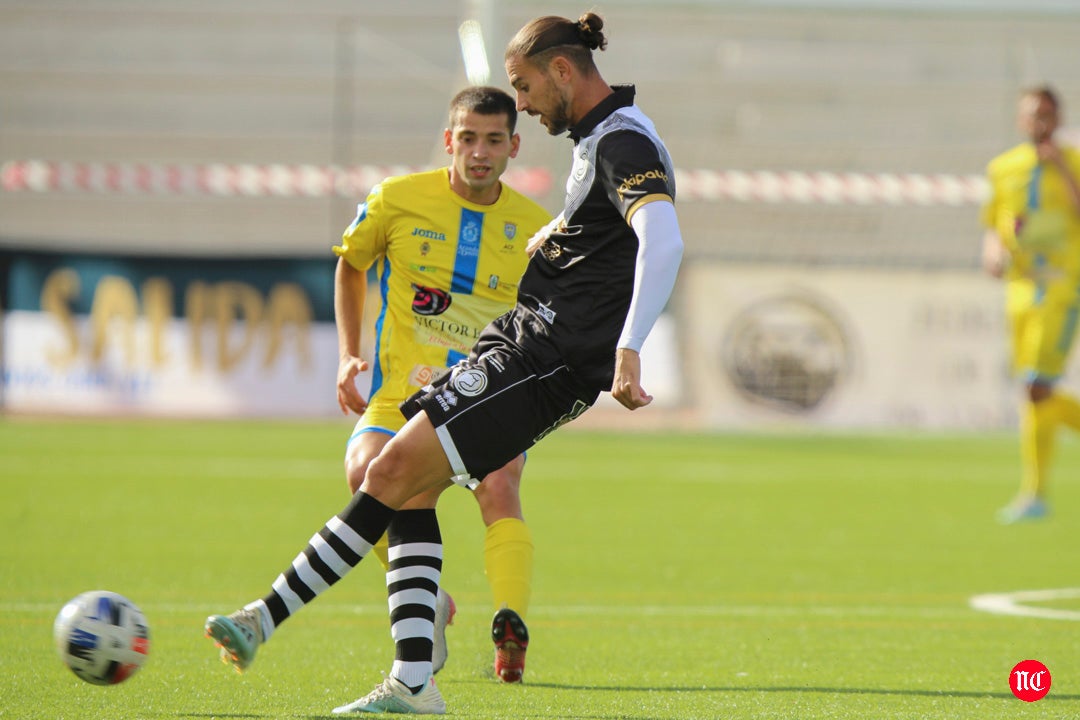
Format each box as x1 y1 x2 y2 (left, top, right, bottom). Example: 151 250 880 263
204 490 395 672
204 604 267 673
491 607 529 683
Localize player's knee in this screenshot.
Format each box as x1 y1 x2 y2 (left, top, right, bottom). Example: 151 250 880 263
344 451 371 495
361 455 387 492
362 450 412 500
476 465 524 519
1028 382 1053 403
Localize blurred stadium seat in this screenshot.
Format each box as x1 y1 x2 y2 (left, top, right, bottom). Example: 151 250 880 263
2 1 1079 265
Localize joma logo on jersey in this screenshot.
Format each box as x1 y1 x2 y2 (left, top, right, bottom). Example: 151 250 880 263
411 227 447 241
617 169 668 200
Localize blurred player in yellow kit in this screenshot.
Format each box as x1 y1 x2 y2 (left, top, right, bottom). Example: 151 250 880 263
334 86 550 678
982 85 1080 523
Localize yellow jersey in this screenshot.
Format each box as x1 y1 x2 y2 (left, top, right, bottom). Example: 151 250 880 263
334 168 550 427
982 142 1080 298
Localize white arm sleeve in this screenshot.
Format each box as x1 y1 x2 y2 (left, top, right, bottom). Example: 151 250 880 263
617 200 684 352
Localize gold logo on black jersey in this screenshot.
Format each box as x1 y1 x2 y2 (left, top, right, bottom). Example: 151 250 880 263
617 169 669 201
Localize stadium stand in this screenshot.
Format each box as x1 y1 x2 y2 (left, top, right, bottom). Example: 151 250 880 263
3 1 1080 267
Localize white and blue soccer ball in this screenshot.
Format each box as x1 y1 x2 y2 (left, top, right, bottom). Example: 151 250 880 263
53 590 150 685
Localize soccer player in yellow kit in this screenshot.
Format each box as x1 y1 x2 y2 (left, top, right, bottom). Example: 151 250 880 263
332 86 550 678
982 85 1080 523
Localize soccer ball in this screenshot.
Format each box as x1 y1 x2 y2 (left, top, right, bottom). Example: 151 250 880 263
53 590 150 685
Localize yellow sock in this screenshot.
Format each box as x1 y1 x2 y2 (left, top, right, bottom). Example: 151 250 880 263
484 518 534 619
1020 398 1058 499
370 531 390 572
1049 391 1080 431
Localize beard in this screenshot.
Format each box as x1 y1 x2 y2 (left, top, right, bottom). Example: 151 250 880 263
542 94 574 136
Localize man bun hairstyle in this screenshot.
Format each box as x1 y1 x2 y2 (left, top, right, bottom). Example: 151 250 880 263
575 12 607 52
505 12 607 73
449 85 519 134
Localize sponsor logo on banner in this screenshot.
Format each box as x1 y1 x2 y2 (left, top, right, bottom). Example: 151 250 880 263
720 292 853 412
1 253 345 417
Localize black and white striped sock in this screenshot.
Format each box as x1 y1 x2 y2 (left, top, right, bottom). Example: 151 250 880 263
386 508 443 692
252 491 396 639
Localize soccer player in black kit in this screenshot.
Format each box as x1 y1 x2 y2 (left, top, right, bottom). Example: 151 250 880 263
204 11 683 715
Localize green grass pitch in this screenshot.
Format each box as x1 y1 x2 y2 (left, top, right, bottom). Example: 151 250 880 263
2 417 1078 719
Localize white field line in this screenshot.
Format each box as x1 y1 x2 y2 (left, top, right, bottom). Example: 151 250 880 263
969 588 1080 621
17 593 1077 620
3 601 974 620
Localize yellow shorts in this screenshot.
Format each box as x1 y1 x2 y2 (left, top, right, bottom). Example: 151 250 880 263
1007 280 1080 383
349 396 409 441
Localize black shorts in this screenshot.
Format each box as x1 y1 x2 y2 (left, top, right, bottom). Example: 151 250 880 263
400 343 599 484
